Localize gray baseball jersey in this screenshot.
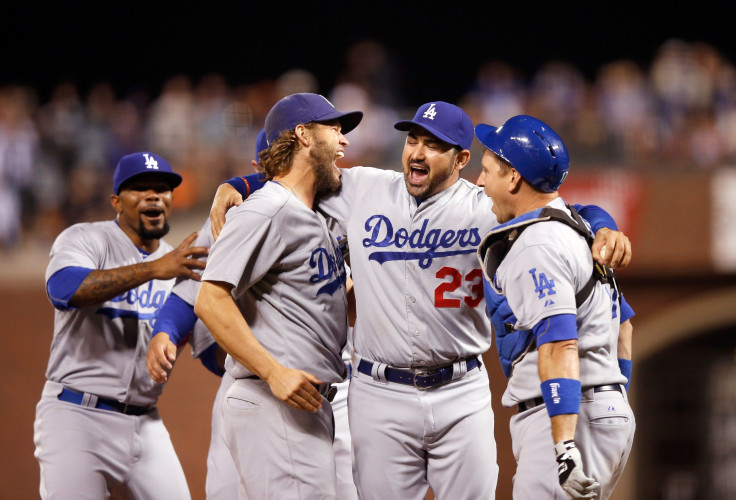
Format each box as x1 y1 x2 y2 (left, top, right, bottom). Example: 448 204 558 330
177 216 357 499
318 167 494 367
491 198 628 407
35 220 191 500
489 198 635 500
202 181 349 499
203 181 349 383
317 167 498 499
44 220 175 406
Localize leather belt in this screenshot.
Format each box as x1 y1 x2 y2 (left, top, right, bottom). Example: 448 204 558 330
517 384 623 413
357 356 481 389
58 387 154 416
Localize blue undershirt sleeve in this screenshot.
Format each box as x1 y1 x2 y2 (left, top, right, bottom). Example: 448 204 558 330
46 266 94 310
533 313 578 346
223 173 267 200
198 343 225 377
152 293 198 347
619 294 635 323
574 204 618 233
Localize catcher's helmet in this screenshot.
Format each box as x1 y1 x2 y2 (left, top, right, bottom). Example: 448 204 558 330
475 115 569 192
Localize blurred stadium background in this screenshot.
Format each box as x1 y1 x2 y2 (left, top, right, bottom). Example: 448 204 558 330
2 4 736 498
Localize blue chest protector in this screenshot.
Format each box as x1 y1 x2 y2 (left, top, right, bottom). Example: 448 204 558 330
477 205 619 379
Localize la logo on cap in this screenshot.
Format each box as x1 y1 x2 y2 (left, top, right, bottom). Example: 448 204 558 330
143 153 159 170
422 103 437 121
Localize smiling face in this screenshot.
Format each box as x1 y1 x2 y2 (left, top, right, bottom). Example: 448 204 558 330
401 125 466 199
480 148 516 223
111 174 174 250
310 120 348 194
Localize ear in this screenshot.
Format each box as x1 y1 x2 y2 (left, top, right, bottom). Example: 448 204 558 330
110 194 122 214
294 124 311 148
454 149 471 172
509 169 524 193
251 160 259 172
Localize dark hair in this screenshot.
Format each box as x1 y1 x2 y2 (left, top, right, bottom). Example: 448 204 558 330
258 123 316 180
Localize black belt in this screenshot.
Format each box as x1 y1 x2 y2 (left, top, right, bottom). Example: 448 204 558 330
58 387 154 416
357 356 481 389
517 384 623 413
244 376 337 403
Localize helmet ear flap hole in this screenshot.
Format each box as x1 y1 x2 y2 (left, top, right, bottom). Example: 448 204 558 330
532 130 559 169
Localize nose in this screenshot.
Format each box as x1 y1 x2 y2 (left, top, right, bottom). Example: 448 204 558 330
476 171 486 187
144 189 162 200
339 132 349 147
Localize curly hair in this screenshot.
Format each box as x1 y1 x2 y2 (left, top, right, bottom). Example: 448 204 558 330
257 123 316 180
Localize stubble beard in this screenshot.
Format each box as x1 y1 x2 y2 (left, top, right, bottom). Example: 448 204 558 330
138 217 170 241
311 138 342 195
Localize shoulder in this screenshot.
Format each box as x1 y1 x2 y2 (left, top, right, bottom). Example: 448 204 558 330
52 220 118 246
341 166 402 186
232 183 289 220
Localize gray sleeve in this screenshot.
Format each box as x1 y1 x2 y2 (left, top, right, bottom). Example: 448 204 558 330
45 224 105 281
202 208 282 290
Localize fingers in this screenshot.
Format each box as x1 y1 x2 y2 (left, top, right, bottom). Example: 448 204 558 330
178 231 200 249
184 246 210 260
183 253 208 267
292 384 323 413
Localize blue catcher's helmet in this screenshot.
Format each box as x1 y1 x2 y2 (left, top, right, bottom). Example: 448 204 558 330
475 115 569 192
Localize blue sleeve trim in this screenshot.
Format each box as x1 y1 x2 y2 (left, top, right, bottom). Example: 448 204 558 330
541 378 582 416
46 266 94 310
198 343 225 377
574 204 618 233
533 314 578 346
224 173 267 200
152 293 198 346
618 358 632 391
619 294 635 323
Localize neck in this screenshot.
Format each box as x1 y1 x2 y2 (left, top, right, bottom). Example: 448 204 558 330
273 163 317 210
513 191 559 219
116 218 160 253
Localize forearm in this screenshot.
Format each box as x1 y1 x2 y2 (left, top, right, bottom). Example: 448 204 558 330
69 262 157 307
617 319 633 360
194 281 282 379
539 339 580 443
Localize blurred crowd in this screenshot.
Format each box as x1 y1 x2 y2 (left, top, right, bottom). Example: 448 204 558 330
2 37 736 251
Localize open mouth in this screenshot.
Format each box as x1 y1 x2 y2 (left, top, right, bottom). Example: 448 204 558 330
141 208 164 223
409 163 429 184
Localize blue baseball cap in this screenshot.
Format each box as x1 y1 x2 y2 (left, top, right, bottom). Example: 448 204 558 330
394 101 474 150
264 93 363 145
112 152 183 194
255 128 268 161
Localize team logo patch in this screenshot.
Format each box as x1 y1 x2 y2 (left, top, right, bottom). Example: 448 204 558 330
423 103 438 120
529 268 556 299
143 153 159 170
309 245 347 296
97 281 167 325
362 215 481 268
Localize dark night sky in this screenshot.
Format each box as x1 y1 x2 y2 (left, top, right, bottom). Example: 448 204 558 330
5 1 734 107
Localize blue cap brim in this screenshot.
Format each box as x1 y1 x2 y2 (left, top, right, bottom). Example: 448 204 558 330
116 171 183 194
316 110 363 135
394 120 463 149
474 123 507 160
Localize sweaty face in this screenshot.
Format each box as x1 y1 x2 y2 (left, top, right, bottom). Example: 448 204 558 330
480 149 514 223
310 121 348 195
402 126 459 199
113 176 173 245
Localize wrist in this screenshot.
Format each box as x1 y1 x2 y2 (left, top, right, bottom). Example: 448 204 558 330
541 378 581 417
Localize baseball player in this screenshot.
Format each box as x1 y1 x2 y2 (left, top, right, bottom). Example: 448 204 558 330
194 93 362 499
147 127 360 499
209 101 632 499
33 152 209 499
475 115 636 499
